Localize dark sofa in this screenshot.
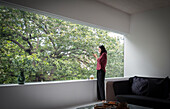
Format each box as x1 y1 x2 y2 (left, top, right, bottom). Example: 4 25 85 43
106 76 170 109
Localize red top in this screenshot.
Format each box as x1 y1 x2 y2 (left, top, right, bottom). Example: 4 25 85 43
96 52 107 72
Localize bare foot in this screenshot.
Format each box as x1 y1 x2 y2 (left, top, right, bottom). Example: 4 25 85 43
102 100 106 103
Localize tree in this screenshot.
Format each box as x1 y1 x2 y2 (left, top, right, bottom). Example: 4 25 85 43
0 6 124 84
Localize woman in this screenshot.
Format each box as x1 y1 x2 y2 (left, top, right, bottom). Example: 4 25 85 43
93 45 107 102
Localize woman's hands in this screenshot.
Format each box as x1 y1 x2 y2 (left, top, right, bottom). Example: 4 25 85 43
93 54 98 59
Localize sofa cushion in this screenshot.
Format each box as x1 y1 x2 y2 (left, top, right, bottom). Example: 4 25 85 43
131 77 149 95
113 80 132 96
130 76 169 99
116 95 170 109
146 77 169 99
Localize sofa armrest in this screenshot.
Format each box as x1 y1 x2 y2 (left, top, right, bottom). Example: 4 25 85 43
106 80 132 101
106 81 116 101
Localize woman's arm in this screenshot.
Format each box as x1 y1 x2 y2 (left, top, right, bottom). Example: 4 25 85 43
100 53 107 65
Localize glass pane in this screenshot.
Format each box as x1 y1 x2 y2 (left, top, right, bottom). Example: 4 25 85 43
0 6 124 84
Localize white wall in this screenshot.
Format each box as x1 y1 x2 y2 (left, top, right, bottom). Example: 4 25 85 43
0 78 128 109
1 0 130 34
0 80 97 109
125 6 170 77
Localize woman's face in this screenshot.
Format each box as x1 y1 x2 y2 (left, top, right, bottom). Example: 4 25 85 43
98 48 101 53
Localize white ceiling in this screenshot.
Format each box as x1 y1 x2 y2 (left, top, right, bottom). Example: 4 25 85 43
97 0 170 14
2 0 170 15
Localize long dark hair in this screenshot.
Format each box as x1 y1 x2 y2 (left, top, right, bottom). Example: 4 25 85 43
99 45 107 56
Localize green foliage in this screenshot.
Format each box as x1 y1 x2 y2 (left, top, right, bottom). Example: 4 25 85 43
0 6 124 84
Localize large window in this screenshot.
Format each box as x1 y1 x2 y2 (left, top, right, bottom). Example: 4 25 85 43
0 6 124 84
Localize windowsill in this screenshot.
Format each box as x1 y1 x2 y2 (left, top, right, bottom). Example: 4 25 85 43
0 79 97 87
0 77 128 87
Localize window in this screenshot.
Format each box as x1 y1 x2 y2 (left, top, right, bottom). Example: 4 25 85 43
0 6 124 84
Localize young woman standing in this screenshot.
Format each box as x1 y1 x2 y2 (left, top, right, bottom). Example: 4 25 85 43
93 45 107 102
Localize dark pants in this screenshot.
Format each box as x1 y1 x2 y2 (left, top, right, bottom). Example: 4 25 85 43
97 69 105 100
